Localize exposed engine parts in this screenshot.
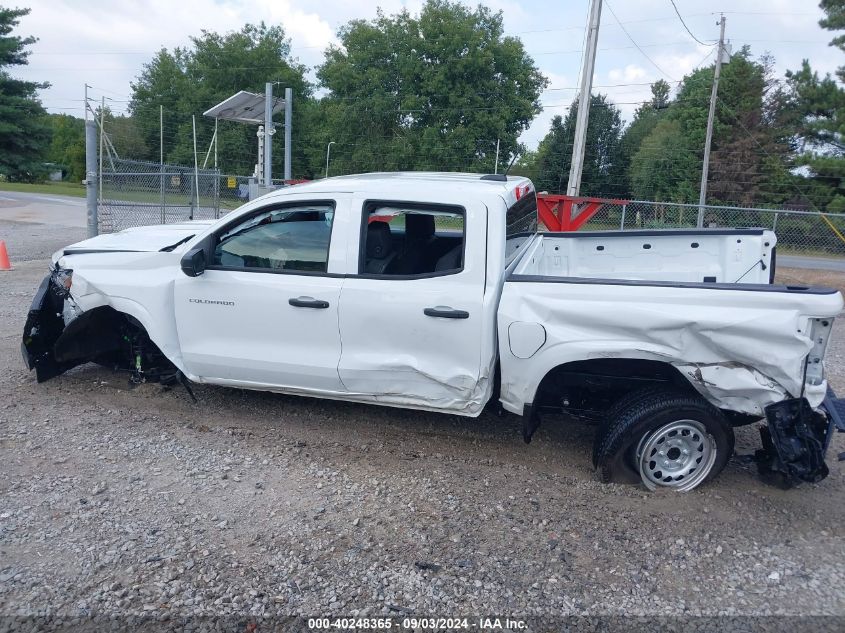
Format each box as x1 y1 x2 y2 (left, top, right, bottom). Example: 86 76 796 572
22 272 194 401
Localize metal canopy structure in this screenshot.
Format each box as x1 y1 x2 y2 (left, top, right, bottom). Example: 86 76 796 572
203 90 285 125
203 85 293 189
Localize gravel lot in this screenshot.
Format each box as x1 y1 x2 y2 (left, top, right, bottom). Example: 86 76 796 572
1 221 844 626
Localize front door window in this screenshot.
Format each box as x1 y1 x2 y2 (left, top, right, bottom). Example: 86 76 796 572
213 204 335 272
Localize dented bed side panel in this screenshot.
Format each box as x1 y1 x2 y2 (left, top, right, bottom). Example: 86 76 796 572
497 279 844 416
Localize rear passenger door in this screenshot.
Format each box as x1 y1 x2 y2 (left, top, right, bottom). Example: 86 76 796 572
337 197 488 413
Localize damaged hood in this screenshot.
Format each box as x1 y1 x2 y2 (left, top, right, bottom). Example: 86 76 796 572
59 221 216 256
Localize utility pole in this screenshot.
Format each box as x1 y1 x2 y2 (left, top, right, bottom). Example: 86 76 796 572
257 125 265 185
191 115 199 220
160 104 164 225
325 141 335 178
698 14 727 227
98 96 105 206
84 84 98 237
264 82 274 188
284 87 292 182
160 104 164 166
567 0 602 197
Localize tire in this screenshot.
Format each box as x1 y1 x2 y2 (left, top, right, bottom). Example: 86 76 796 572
593 386 734 491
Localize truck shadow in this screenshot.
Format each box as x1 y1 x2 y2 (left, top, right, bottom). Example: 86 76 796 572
57 362 599 473
50 363 845 496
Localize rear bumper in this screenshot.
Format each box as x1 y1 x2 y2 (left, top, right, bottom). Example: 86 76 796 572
756 389 844 486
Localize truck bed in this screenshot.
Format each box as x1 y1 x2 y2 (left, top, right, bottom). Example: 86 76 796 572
512 229 775 285
498 228 843 420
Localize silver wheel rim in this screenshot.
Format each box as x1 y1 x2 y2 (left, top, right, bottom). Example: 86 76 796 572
636 419 717 492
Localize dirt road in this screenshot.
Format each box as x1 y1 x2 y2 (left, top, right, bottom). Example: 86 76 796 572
1 222 844 628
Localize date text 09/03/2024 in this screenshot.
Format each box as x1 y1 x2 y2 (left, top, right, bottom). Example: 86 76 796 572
307 617 527 630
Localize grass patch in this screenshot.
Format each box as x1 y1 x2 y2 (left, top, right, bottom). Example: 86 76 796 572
0 181 85 197
0 179 245 211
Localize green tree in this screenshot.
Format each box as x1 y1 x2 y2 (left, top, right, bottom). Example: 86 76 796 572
629 118 700 203
782 0 845 211
128 48 190 163
316 0 546 175
86 103 150 169
101 109 149 160
617 80 671 193
530 93 624 196
707 51 795 205
46 113 84 181
820 0 845 74
628 48 794 206
129 23 312 177
0 7 51 181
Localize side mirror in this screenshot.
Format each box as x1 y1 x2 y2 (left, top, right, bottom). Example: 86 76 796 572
180 247 207 277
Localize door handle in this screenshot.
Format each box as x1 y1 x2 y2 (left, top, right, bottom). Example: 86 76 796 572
289 296 330 309
424 306 470 319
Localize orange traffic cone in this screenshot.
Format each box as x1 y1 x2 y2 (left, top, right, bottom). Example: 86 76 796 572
0 240 11 271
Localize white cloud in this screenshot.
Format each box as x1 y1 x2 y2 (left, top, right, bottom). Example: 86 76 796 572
17 0 340 114
608 64 648 83
653 45 716 81
255 0 337 51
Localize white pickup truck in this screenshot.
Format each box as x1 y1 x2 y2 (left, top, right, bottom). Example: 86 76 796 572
22 173 845 491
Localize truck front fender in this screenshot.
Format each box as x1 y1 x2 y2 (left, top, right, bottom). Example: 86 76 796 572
22 272 189 383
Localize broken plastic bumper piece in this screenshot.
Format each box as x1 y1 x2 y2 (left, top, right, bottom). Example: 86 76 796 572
756 388 844 487
21 273 74 382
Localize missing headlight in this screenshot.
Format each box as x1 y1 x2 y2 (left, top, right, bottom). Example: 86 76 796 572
51 268 73 299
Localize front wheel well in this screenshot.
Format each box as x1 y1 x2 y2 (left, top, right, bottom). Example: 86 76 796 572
54 306 177 382
54 306 133 363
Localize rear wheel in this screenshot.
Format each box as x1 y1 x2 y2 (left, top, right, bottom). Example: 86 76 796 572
593 387 734 491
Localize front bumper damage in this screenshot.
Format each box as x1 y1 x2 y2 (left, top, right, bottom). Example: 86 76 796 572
756 388 845 487
23 270 191 397
21 271 81 382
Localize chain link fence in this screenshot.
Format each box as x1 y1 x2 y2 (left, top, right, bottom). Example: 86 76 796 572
563 199 845 257
98 158 226 233
218 173 253 211
97 161 845 258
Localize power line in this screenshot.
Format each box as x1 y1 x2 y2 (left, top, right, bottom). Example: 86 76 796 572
690 47 716 72
604 1 676 82
668 0 713 47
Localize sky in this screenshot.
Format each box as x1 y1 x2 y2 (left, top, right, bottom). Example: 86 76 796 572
12 0 841 150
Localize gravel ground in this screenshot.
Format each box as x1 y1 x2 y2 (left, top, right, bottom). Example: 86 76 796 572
1 222 844 626
0 221 86 262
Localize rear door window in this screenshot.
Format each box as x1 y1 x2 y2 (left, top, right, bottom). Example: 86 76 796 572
506 191 538 265
359 202 465 277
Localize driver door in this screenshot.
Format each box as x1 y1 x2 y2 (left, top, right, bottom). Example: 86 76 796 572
173 194 349 393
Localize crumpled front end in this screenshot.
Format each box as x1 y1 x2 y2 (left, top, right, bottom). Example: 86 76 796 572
22 267 178 386
22 269 80 382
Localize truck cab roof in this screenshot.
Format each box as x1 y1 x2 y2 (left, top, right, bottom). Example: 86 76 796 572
263 172 533 208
